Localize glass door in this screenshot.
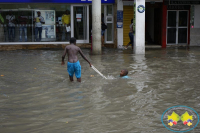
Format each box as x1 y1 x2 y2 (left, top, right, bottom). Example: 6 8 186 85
178 11 188 43
104 5 114 43
71 5 89 43
167 11 188 44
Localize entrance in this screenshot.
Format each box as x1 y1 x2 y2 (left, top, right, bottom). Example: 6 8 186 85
71 5 89 43
167 11 188 44
145 2 162 45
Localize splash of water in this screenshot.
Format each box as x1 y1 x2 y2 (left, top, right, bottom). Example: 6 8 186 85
91 66 116 80
91 65 107 79
106 75 116 80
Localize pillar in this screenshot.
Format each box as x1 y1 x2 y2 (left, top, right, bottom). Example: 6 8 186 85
117 0 123 49
134 0 145 54
92 0 101 54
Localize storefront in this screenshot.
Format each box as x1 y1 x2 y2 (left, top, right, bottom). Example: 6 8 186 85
162 0 200 47
117 0 200 50
117 0 163 49
0 0 115 45
162 1 191 46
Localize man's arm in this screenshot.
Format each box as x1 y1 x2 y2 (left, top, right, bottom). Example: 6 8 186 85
40 16 45 24
78 48 92 67
61 47 67 65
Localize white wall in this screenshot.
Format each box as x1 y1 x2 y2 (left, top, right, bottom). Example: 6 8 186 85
194 5 200 28
191 5 200 46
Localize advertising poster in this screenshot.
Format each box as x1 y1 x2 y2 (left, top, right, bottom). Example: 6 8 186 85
42 25 55 39
45 11 55 25
34 10 56 41
117 10 123 28
35 10 55 25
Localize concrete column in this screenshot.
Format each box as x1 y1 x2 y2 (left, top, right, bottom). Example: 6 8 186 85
92 0 101 54
117 0 123 49
134 0 145 54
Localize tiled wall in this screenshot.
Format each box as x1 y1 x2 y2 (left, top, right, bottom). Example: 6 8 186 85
190 28 200 46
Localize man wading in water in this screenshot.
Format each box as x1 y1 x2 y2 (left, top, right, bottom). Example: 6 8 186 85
61 37 92 82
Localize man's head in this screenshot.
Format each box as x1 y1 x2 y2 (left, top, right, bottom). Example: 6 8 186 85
131 19 133 24
120 69 128 77
66 10 70 15
8 10 13 15
70 37 76 45
37 11 41 16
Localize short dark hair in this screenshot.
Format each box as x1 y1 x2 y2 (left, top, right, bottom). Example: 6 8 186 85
66 10 70 14
123 69 128 76
131 19 133 23
70 37 76 44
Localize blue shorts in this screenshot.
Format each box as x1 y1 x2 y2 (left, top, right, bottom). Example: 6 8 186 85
67 61 81 78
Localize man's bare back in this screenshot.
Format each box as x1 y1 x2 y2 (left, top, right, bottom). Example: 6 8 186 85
62 44 91 64
65 44 80 63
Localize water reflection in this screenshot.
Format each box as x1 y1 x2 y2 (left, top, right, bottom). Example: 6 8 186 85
129 55 148 92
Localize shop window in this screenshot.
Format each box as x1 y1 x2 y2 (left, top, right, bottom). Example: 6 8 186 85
0 4 71 42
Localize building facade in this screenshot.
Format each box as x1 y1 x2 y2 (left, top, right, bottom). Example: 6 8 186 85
118 0 200 48
0 0 115 46
1 0 200 50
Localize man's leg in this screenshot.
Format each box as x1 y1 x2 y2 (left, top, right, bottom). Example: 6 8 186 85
38 27 42 41
8 27 11 41
69 75 74 82
66 32 70 41
74 61 81 82
125 42 131 49
101 30 105 47
11 27 15 41
62 26 65 41
67 62 74 82
35 27 38 41
24 27 27 42
19 27 22 42
77 78 81 82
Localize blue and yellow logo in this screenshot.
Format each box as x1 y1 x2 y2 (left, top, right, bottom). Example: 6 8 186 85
161 105 199 132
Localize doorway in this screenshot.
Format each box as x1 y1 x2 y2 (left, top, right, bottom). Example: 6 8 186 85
167 11 188 44
71 5 89 43
145 2 162 45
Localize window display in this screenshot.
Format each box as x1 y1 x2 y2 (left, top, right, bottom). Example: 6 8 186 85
0 4 70 42
0 3 114 44
34 10 56 41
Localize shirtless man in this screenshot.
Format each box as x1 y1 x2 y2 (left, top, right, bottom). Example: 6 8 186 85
61 37 92 82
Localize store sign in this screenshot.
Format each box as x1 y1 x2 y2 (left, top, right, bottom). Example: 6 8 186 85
117 10 123 28
165 0 200 5
137 5 145 13
0 0 115 3
167 5 190 10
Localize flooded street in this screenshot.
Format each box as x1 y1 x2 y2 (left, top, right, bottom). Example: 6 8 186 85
0 47 200 133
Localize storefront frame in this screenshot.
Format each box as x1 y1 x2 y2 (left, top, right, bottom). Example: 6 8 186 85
71 4 89 44
166 10 189 45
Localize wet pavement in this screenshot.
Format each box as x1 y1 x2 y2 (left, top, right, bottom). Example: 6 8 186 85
0 47 200 133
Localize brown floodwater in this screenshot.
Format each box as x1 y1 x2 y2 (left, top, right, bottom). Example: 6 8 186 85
0 47 200 133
